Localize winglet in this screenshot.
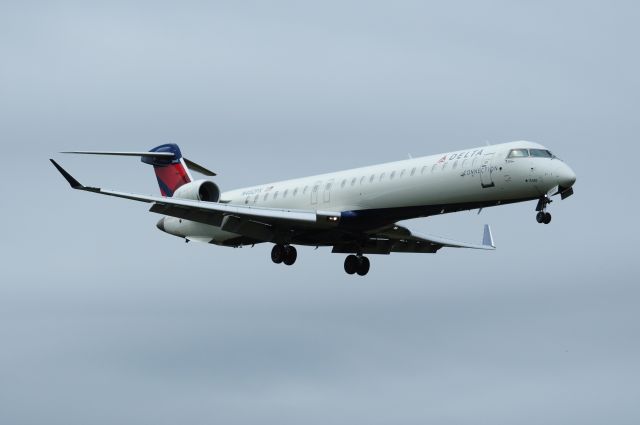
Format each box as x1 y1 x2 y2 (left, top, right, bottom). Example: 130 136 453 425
482 224 495 248
184 158 216 176
50 159 83 189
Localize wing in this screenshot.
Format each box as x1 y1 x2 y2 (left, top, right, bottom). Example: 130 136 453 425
50 160 340 234
332 223 495 254
51 159 496 252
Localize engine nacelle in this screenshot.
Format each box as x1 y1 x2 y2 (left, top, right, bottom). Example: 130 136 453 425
172 180 220 202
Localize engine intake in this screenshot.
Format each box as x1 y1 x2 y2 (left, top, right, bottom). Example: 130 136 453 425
172 180 220 202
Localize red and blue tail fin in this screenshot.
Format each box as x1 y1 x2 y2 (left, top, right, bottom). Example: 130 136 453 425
141 144 193 197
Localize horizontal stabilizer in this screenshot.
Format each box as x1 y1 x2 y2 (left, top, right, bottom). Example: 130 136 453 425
183 158 216 176
62 150 216 176
62 150 175 158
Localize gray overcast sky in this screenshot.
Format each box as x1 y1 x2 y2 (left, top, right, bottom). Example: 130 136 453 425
1 1 639 424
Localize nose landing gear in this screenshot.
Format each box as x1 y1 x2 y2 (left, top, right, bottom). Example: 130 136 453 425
344 254 370 276
271 244 297 266
535 195 552 224
536 211 552 224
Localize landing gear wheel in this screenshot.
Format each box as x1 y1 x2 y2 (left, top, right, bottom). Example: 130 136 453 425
535 195 553 225
271 244 285 264
356 256 370 276
283 245 297 265
344 255 359 275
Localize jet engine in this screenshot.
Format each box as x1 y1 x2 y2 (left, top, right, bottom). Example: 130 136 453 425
172 180 220 202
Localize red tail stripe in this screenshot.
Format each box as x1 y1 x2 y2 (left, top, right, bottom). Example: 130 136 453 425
154 163 191 196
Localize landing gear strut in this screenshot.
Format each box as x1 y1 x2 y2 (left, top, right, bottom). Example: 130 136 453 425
535 195 552 224
271 244 297 266
344 255 370 276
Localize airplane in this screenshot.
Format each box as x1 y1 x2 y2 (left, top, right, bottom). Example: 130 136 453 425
50 140 576 276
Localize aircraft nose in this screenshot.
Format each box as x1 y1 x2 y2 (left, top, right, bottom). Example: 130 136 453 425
557 163 577 188
156 217 165 232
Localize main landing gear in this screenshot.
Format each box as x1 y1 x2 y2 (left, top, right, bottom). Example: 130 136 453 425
344 255 370 276
271 244 371 276
535 195 552 224
271 244 297 266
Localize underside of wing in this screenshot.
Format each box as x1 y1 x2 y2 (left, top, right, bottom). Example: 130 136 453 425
332 223 495 254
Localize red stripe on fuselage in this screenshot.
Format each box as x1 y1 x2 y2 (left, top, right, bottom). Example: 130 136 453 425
154 163 191 196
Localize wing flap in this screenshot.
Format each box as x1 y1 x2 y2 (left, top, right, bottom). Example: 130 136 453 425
371 223 496 253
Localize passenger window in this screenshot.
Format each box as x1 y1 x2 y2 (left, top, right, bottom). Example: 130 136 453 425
452 160 458 169
421 166 427 174
431 164 437 172
274 191 278 200
283 189 288 198
326 182 332 190
360 176 365 185
379 172 386 181
369 175 375 183
341 179 346 188
410 167 416 176
351 177 357 186
303 186 308 194
400 169 405 178
244 197 249 204
442 162 448 171
508 148 529 158
390 171 396 180
293 188 298 196
253 195 259 204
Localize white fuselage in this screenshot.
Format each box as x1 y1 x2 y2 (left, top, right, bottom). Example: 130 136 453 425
162 141 576 244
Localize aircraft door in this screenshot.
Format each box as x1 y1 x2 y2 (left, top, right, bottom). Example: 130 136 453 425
480 153 496 188
323 179 334 204
311 181 321 205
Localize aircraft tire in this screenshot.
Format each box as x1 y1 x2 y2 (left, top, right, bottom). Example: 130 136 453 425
344 255 359 275
536 211 545 223
271 244 285 264
356 256 370 276
283 245 297 266
543 212 552 224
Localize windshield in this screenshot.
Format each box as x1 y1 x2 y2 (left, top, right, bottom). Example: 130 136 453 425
529 149 554 158
507 148 555 158
507 148 529 158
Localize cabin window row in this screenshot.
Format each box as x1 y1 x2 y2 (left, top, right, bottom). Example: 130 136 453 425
245 159 475 204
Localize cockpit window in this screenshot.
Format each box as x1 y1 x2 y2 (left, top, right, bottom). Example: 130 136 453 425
507 148 529 158
529 149 554 158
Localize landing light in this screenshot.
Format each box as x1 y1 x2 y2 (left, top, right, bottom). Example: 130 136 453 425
327 216 339 222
